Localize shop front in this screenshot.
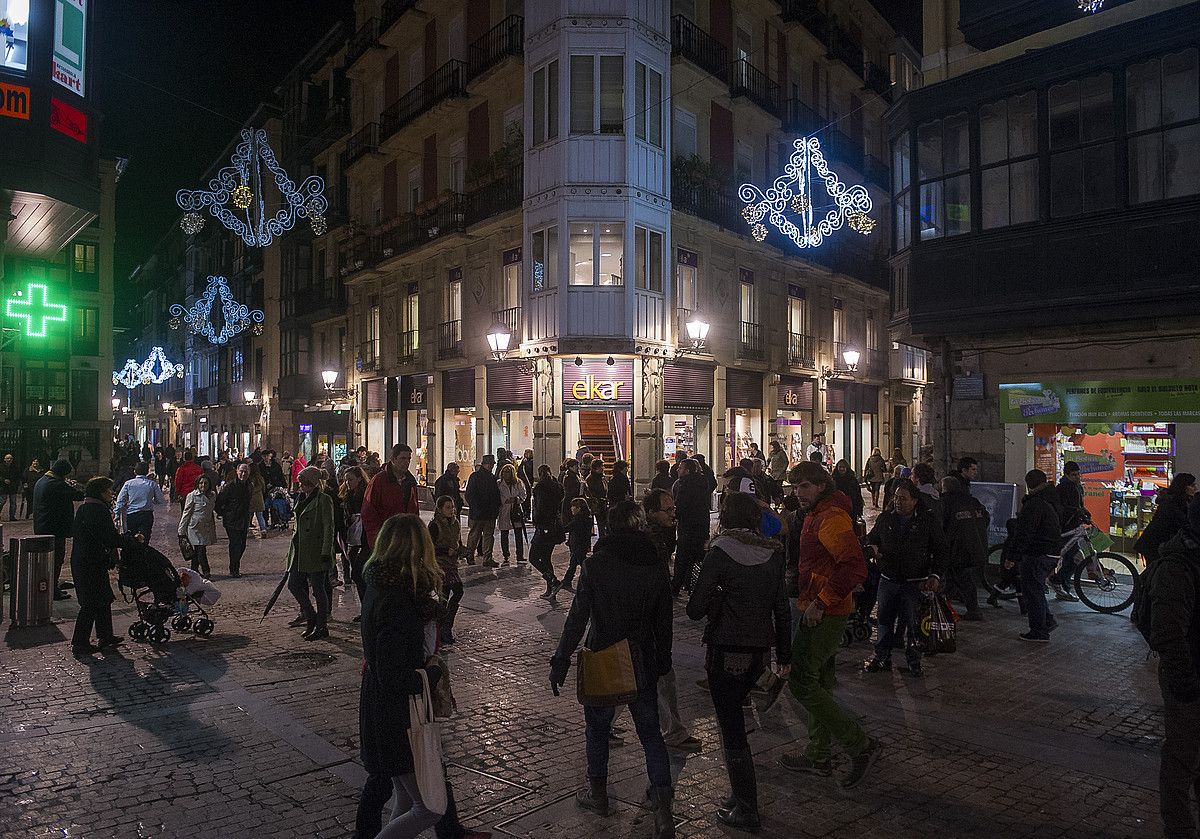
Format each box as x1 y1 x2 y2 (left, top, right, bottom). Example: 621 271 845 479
563 359 633 470
726 369 764 467
776 375 815 468
826 382 879 473
442 368 477 478
400 374 431 484
1000 379 1200 554
487 362 534 460
297 409 350 465
663 361 715 464
363 378 387 455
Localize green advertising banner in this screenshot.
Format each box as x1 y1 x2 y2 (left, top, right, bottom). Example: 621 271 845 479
999 379 1200 424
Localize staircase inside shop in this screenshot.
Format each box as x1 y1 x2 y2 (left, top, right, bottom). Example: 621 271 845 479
578 410 620 475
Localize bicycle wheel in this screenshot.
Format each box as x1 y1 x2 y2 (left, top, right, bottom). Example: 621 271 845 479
982 543 1018 600
1073 552 1139 614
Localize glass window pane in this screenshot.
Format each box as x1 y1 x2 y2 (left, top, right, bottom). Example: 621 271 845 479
677 264 697 310
1010 158 1039 225
1080 73 1113 142
891 131 910 191
1126 57 1161 133
1050 149 1083 217
1083 142 1115 211
1163 48 1199 125
919 180 943 239
979 100 1007 166
649 231 663 292
570 56 594 134
598 224 623 285
1128 133 1163 204
1165 123 1200 199
546 225 558 288
1009 92 1038 158
740 282 755 322
917 121 942 180
1049 80 1080 150
945 173 971 236
943 112 969 172
893 196 910 251
635 226 647 288
599 56 624 134
533 67 546 145
648 69 662 147
532 229 546 291
981 166 1008 229
570 224 594 285
548 60 559 140
635 62 647 140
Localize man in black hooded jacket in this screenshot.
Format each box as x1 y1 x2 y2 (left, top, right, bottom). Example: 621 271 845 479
1010 469 1063 642
940 475 989 620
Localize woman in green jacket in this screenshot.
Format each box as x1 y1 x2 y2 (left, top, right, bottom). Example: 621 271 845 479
287 466 335 640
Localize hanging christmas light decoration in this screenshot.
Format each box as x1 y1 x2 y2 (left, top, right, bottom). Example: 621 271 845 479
1077 0 1103 12
168 275 265 345
738 136 874 250
113 358 145 389
175 128 328 247
139 346 185 383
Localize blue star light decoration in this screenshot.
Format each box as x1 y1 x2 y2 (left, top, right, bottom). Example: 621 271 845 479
113 358 146 389
140 346 185 384
176 128 328 247
738 136 875 249
169 275 265 346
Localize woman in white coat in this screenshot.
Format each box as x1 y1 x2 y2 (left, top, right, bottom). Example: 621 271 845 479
179 475 217 576
497 463 528 565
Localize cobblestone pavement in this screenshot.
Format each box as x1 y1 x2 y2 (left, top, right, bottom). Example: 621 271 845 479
0 506 1164 839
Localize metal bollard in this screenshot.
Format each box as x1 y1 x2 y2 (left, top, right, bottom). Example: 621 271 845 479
9 535 56 627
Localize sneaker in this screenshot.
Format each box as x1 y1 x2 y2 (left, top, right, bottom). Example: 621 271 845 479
1054 587 1079 602
53 590 72 601
840 738 881 790
664 735 702 753
352 614 362 623
1018 631 1050 643
780 753 832 776
862 657 891 673
550 581 563 599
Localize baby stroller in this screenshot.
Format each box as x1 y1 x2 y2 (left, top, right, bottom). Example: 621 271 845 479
268 487 294 530
118 541 216 643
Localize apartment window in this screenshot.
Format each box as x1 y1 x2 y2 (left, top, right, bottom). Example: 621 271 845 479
571 55 623 135
448 139 465 194
232 348 244 383
740 273 756 323
408 168 420 211
24 361 68 418
72 243 97 275
892 131 912 251
368 301 381 360
570 223 624 286
502 258 520 310
866 312 878 351
788 287 807 335
532 60 559 146
918 112 970 238
70 369 98 421
902 344 928 381
531 226 558 292
673 108 697 158
635 62 663 147
634 226 664 292
832 298 846 345
71 306 99 355
1127 48 1200 204
208 354 219 388
1049 73 1116 217
735 141 754 182
446 272 462 323
403 285 419 351
980 91 1039 229
676 251 698 311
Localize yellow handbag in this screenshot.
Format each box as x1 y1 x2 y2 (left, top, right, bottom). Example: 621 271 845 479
576 639 639 706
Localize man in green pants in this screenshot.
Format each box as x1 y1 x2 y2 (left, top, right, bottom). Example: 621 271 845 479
780 461 881 789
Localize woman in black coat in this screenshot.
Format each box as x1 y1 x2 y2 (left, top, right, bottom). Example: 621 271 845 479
608 460 632 507
651 459 674 492
559 458 582 523
833 459 864 521
358 514 446 838
1135 473 1196 566
70 477 132 654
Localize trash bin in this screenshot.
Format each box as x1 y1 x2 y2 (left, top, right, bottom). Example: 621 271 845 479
9 535 55 627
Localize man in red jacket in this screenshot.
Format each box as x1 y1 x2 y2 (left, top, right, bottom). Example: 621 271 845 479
173 450 203 510
779 461 879 790
361 443 419 550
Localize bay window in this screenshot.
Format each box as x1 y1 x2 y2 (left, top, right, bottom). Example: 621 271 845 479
980 91 1038 229
634 226 664 292
532 60 559 146
570 224 625 286
635 62 663 147
531 226 558 292
918 112 970 239
571 55 624 135
1049 73 1115 218
1127 48 1200 204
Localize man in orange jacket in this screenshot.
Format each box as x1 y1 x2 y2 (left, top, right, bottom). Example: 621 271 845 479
779 461 880 790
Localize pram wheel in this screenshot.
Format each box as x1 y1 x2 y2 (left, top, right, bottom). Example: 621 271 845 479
842 627 853 647
171 615 192 632
129 621 148 640
193 618 214 636
853 623 870 642
147 624 170 644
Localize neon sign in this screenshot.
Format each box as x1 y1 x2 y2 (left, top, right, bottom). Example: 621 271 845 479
5 282 68 337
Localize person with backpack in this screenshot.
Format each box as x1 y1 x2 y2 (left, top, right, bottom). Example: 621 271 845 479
1146 494 1200 839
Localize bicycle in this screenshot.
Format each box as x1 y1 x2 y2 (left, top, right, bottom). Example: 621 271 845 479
982 522 1140 614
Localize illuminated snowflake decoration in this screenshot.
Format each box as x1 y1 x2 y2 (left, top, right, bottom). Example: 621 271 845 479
169 275 265 345
175 128 328 247
113 358 146 389
1077 0 1103 12
139 346 185 383
738 136 874 249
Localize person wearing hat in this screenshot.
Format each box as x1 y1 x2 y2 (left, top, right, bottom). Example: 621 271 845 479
33 459 86 600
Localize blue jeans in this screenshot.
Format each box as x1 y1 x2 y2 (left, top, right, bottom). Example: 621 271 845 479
873 576 923 667
1020 555 1057 637
583 686 671 787
255 511 267 532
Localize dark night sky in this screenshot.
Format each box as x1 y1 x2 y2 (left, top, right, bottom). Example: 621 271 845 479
96 1 352 312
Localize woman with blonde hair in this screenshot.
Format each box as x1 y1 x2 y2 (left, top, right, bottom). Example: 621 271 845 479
496 462 527 565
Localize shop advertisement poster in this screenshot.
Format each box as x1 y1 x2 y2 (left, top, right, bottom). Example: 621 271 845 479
969 482 1021 547
51 0 86 97
999 379 1200 424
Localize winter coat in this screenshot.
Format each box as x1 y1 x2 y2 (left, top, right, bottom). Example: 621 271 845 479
608 472 632 507
0 459 20 494
533 476 566 543
560 470 582 522
178 490 217 546
323 483 346 540
1056 476 1087 530
358 561 441 775
867 508 948 581
942 484 990 570
673 471 712 548
567 508 594 552
834 469 864 520
22 468 40 500
1010 482 1063 559
215 478 253 533
433 471 464 516
689 530 792 661
518 459 536 495
796 491 868 616
646 522 676 566
32 473 84 537
260 460 286 490
650 471 674 493
917 483 944 527
290 456 308 486
70 498 125 608
1136 492 1190 564
287 490 335 573
361 466 419 548
552 528 673 691
1150 530 1200 702
465 467 501 521
248 471 266 513
585 471 609 518
174 461 203 498
497 478 527 531
865 455 888 485
428 511 463 588
767 450 789 482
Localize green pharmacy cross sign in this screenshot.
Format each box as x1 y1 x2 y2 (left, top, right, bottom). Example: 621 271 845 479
6 283 69 337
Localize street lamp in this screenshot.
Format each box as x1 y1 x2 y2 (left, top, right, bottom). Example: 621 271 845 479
821 346 861 382
321 369 339 390
162 402 174 411
111 397 121 411
841 347 860 370
486 322 512 361
243 389 257 403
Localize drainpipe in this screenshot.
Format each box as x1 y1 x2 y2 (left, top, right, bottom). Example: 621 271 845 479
940 338 953 473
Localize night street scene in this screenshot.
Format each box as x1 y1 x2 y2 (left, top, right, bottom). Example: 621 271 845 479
2 0 1199 837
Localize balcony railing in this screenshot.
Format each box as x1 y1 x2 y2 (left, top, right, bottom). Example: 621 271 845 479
864 155 889 189
784 98 822 135
380 60 468 141
437 321 462 359
464 163 523 226
342 122 380 169
739 322 764 360
673 186 744 233
467 15 523 82
358 341 378 372
788 334 816 368
493 306 521 339
730 59 781 118
398 329 419 364
864 61 892 100
826 24 864 78
671 16 728 83
380 0 417 37
346 17 381 67
780 0 828 38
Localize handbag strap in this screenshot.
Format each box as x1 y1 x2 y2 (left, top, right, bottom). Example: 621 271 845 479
413 667 435 724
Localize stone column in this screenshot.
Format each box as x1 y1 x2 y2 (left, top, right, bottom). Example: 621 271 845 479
634 355 665 490
714 366 728 473
533 357 562 470
425 374 440 484
474 364 489 465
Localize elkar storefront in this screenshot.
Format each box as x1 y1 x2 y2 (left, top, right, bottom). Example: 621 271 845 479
563 359 633 469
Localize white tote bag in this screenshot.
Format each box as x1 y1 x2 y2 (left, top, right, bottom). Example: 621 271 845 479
407 668 448 815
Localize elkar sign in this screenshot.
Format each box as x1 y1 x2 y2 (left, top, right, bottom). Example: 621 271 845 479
563 360 633 406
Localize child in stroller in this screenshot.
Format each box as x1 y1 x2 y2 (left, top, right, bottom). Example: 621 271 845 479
268 487 294 530
118 541 218 642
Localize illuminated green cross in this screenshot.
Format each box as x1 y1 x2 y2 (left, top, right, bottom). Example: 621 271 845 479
5 283 69 338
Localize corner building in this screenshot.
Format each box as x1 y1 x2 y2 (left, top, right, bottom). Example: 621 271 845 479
339 0 908 487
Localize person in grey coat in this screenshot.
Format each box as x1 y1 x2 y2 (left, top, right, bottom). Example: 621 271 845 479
179 475 217 576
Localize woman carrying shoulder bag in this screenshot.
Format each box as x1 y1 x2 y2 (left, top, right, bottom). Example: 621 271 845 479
687 492 791 833
497 463 528 565
178 475 216 577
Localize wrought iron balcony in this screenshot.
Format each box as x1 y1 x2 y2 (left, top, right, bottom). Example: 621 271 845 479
738 322 764 360
730 59 781 118
358 341 377 372
346 18 382 68
784 98 822 135
398 330 419 364
864 62 892 101
467 15 523 82
380 0 416 37
671 16 728 83
788 334 817 368
780 0 828 38
437 321 462 359
380 60 468 141
376 193 467 263
464 163 523 226
826 24 864 78
673 186 744 233
493 306 521 340
342 122 380 169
